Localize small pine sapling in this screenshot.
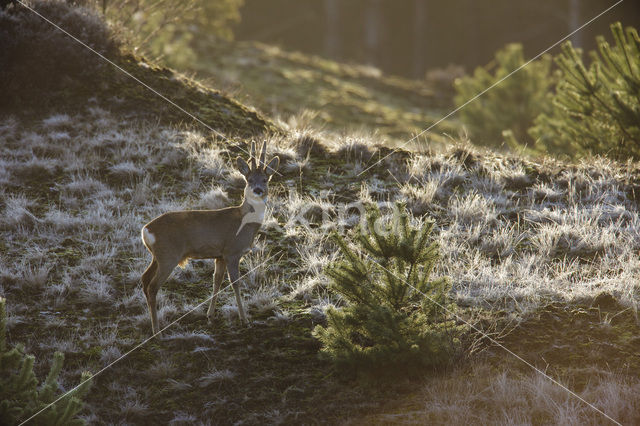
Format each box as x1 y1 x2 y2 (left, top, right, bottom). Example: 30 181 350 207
454 43 555 149
530 22 640 159
0 298 92 426
313 203 465 379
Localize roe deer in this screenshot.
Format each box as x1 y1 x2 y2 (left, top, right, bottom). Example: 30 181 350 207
140 141 279 335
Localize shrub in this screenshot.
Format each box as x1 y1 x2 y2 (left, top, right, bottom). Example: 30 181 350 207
80 0 243 69
529 22 640 159
313 203 464 379
0 298 92 425
0 0 119 110
454 43 555 148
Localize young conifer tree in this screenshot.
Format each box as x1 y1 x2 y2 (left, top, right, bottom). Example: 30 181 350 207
313 203 464 378
0 298 92 425
454 43 555 149
530 22 640 158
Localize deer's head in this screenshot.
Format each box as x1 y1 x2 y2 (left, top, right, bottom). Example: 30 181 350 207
237 141 279 202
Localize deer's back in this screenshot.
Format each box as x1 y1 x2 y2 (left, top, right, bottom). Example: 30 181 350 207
144 208 243 259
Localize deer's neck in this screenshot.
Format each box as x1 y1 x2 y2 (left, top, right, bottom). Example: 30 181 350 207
235 190 267 236
240 190 266 219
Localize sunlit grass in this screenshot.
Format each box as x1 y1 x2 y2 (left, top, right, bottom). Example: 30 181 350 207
2 105 639 423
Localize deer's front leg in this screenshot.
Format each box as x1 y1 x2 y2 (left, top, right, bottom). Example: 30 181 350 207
225 256 248 325
207 258 226 322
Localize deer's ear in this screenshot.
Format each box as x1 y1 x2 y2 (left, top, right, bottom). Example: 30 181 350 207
265 156 279 176
236 157 250 176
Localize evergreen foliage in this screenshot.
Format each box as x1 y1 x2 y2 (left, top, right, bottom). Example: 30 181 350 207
0 298 92 426
454 43 556 148
94 0 244 68
313 204 464 379
529 22 640 159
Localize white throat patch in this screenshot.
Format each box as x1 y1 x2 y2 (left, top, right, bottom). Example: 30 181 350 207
237 191 266 235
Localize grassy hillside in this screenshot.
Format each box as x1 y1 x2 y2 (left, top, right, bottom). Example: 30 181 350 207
2 3 640 424
0 1 275 139
4 51 276 138
195 41 459 144
3 111 640 423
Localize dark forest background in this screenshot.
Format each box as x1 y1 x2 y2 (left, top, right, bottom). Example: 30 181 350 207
235 0 640 77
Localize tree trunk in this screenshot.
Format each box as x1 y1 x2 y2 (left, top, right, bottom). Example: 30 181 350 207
324 0 341 59
364 0 382 66
413 0 427 77
569 0 582 47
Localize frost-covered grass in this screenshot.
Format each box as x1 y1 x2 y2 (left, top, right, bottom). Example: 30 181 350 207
2 108 640 423
391 146 640 311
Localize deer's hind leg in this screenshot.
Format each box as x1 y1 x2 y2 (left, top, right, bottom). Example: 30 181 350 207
144 257 178 335
207 258 226 322
141 259 158 295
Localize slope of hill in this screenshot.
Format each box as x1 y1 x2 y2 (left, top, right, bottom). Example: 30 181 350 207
5 50 276 138
2 3 640 424
195 40 459 144
0 1 275 138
